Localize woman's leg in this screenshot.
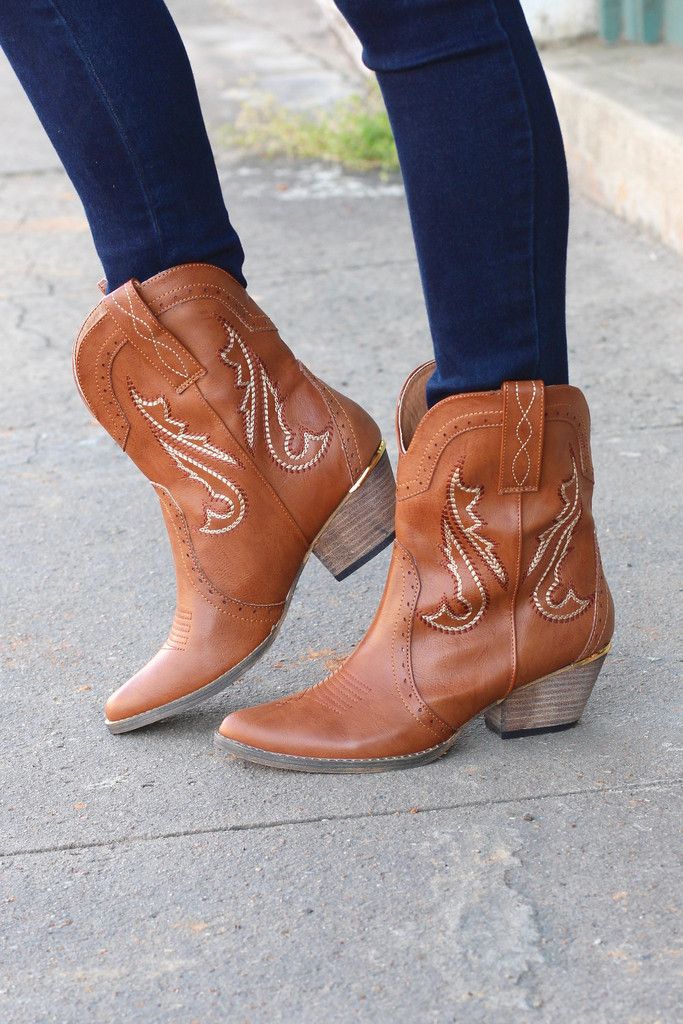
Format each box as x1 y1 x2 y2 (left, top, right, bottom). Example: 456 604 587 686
335 0 570 405
0 0 245 291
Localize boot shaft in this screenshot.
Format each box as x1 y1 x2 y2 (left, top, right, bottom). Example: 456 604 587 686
394 364 614 709
73 263 383 607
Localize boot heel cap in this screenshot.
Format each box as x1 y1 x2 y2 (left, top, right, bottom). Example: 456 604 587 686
484 719 578 741
333 530 395 581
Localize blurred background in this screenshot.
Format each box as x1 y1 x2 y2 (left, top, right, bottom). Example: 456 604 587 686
320 0 683 254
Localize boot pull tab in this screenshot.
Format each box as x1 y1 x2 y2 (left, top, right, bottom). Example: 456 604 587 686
102 279 205 394
498 380 545 493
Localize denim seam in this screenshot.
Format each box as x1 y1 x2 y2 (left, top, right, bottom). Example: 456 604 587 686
49 0 165 277
489 0 541 379
363 38 506 74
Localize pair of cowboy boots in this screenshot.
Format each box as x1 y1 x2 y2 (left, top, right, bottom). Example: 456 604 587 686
74 264 614 772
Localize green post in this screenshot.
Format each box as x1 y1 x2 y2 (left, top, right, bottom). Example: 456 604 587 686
642 0 665 40
664 0 683 42
600 0 623 41
623 0 664 42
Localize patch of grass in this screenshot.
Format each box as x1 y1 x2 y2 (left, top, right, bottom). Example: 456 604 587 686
228 84 399 174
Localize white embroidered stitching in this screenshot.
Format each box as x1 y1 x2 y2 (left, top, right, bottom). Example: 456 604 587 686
130 385 246 535
422 521 488 633
153 482 281 613
399 412 501 493
113 285 189 380
511 381 536 487
219 321 331 472
220 324 258 447
260 367 330 471
165 607 192 651
526 452 591 622
450 468 508 586
153 279 273 332
422 467 506 633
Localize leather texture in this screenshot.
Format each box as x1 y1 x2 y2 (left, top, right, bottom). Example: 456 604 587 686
219 362 614 760
73 263 382 723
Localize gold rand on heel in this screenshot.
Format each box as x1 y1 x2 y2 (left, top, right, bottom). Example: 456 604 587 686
484 645 611 740
312 441 396 581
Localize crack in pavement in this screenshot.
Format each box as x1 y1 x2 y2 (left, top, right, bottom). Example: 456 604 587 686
2 776 680 860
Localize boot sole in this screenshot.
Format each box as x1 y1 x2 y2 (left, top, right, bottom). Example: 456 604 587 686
212 645 611 772
105 442 394 734
212 731 459 773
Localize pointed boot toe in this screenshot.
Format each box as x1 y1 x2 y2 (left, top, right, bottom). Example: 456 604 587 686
215 703 293 760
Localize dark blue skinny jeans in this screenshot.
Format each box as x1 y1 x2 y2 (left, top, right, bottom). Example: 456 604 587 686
0 0 569 403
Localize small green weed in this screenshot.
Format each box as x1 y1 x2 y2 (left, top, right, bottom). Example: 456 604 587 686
227 85 399 174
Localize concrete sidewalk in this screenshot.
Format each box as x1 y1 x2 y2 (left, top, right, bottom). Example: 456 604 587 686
545 40 683 255
0 2 681 1021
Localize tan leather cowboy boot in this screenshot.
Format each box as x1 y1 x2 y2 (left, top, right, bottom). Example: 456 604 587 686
216 362 614 771
73 263 394 732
